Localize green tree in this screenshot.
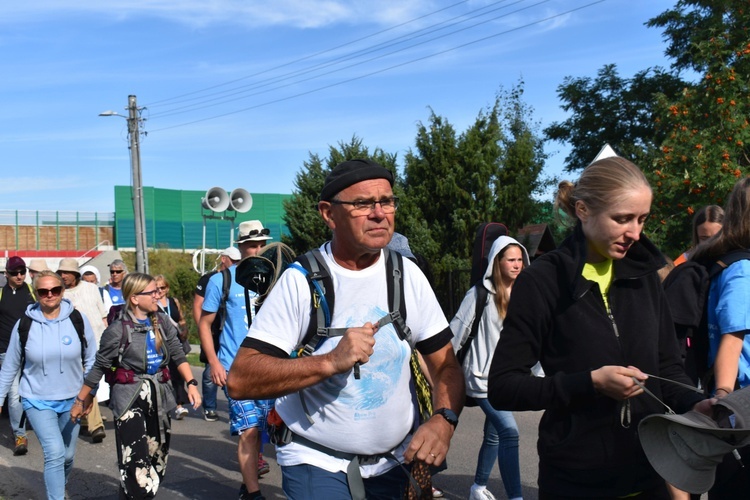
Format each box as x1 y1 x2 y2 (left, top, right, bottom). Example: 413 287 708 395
544 64 685 172
646 0 750 253
281 136 399 255
495 83 553 233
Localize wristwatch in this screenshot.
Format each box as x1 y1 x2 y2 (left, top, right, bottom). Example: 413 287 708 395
433 408 459 429
186 379 198 387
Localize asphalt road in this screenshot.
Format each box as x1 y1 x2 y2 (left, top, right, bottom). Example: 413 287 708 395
0 366 543 499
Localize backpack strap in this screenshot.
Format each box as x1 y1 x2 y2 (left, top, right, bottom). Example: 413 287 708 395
19 309 88 376
216 267 231 334
456 284 488 366
708 249 750 279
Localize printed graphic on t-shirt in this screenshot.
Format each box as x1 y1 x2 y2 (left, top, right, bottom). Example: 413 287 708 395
317 304 409 418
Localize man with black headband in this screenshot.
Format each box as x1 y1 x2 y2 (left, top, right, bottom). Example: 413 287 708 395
229 159 464 499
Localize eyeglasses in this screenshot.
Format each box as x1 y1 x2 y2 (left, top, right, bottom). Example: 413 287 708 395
157 286 168 291
7 269 27 277
330 197 399 214
110 269 124 275
37 286 63 297
136 289 159 297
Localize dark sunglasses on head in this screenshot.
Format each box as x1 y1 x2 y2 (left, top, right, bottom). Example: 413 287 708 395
37 286 63 297
244 228 270 237
110 269 124 275
7 269 27 277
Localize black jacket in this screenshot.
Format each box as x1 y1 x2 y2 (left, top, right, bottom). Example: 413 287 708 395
488 223 704 497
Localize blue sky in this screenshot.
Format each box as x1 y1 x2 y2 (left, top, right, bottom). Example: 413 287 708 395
1 0 676 213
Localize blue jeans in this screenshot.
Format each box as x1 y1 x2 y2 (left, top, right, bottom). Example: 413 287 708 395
24 406 81 500
282 463 408 499
475 397 522 498
0 352 26 438
202 363 218 411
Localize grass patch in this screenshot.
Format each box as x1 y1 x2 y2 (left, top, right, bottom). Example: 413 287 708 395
185 352 203 367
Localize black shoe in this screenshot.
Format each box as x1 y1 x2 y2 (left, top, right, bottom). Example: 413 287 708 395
91 427 106 443
239 484 264 500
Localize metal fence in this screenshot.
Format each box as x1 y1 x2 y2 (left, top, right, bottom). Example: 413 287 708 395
0 210 115 251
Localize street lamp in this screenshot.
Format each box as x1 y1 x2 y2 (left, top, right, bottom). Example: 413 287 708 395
99 95 149 273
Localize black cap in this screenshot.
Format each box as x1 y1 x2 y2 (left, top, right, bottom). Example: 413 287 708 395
320 159 394 201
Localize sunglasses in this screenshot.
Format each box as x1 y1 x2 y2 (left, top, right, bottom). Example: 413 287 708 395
136 289 159 297
7 269 27 277
242 228 270 238
37 286 63 297
157 286 168 291
110 269 124 275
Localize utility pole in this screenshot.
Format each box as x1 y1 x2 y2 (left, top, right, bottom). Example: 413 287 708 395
100 96 149 273
127 95 149 274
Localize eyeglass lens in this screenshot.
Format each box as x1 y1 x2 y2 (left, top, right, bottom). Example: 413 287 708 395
37 286 63 297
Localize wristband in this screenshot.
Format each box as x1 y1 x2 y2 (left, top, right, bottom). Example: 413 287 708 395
75 396 85 404
186 379 198 387
715 387 733 395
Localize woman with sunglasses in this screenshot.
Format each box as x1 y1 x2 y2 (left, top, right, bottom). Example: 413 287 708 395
71 273 201 499
0 270 97 500
153 274 191 420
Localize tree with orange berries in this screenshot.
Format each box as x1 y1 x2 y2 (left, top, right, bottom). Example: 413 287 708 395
647 0 750 254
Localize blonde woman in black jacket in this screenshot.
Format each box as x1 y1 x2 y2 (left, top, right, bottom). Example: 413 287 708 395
488 157 710 499
71 273 200 499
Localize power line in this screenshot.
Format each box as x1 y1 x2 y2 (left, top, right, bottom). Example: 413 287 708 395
147 0 516 116
149 0 609 133
148 0 531 120
145 0 471 108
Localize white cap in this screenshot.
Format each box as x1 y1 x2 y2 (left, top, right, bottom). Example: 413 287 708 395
221 247 241 261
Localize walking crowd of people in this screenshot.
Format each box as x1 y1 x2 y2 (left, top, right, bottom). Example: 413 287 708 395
1 156 749 500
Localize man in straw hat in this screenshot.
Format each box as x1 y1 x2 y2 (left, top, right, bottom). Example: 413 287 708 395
199 221 273 500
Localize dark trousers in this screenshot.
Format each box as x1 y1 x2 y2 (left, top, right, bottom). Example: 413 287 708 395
115 380 170 499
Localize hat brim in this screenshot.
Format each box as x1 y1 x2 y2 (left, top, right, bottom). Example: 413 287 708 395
639 412 750 493
235 235 273 243
57 268 81 275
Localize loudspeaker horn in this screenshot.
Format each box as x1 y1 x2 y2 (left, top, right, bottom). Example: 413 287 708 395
229 188 252 213
201 187 230 212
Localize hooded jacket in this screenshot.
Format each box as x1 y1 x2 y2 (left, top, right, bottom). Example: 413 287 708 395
450 236 530 398
84 310 187 420
488 223 705 497
0 298 97 402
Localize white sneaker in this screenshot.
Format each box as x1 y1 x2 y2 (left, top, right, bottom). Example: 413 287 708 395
469 486 497 500
174 406 188 420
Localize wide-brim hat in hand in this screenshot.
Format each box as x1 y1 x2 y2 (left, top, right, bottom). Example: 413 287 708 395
235 220 272 243
639 387 750 494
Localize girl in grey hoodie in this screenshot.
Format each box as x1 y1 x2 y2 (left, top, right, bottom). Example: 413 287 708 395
451 236 530 500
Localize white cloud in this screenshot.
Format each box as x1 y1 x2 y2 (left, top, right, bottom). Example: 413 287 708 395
0 1 438 29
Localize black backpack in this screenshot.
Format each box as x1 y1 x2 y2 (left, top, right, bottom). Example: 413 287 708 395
199 268 230 364
663 249 750 387
18 309 87 374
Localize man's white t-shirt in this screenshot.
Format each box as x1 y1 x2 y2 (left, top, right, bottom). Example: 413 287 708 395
247 244 449 477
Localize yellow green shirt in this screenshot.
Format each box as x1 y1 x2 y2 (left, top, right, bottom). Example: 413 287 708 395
582 259 614 311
